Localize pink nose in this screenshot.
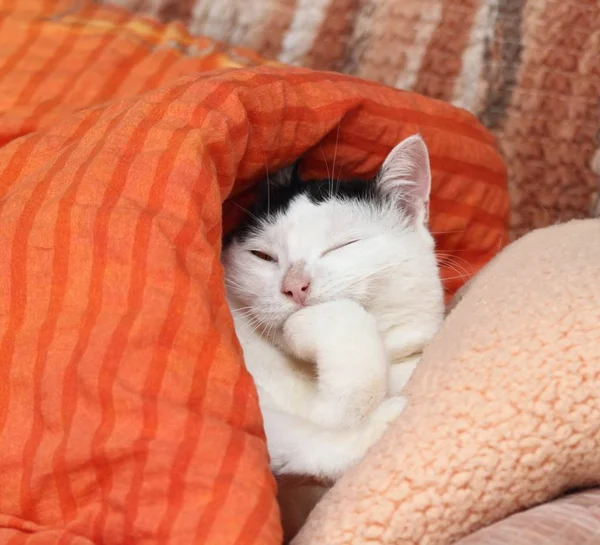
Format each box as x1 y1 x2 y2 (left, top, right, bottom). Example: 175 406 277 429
282 280 310 305
281 264 311 305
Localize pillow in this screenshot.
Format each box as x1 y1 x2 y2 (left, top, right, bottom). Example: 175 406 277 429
294 219 600 545
0 1 507 543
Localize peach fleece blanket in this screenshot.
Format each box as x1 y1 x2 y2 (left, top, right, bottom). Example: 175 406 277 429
294 219 600 545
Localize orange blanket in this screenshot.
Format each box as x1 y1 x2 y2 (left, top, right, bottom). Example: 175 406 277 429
0 2 508 544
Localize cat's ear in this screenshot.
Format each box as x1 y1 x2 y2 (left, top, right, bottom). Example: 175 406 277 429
376 134 431 225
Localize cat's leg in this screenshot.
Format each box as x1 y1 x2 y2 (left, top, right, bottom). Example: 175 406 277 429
384 320 442 394
383 323 438 361
388 354 421 396
262 396 406 481
282 300 390 427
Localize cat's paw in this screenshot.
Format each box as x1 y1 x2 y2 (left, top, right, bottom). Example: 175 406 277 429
283 300 373 361
357 396 407 454
371 395 407 425
282 306 322 361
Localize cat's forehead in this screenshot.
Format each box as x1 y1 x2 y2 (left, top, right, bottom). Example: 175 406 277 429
264 195 374 242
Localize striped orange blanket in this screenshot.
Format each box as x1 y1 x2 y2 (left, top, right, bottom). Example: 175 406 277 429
0 2 507 543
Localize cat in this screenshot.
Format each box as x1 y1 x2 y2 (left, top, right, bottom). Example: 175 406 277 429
222 134 445 539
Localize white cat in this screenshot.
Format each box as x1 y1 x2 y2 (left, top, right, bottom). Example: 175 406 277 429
222 134 444 538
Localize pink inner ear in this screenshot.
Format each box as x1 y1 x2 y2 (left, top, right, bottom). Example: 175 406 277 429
377 134 432 224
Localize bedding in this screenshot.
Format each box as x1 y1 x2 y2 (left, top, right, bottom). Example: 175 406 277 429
0 1 507 543
102 0 600 241
456 489 600 545
295 218 600 545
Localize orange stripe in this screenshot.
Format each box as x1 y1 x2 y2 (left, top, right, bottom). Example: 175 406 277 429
13 3 98 108
18 107 104 519
87 82 195 540
0 137 40 199
0 0 18 38
119 117 201 539
359 97 495 145
243 98 495 150
155 319 221 540
91 34 154 104
225 69 492 142
18 7 130 133
193 280 256 541
257 69 494 143
194 429 247 543
308 148 506 189
0 8 110 198
233 474 279 545
54 70 276 535
51 55 201 526
122 80 250 538
0 109 101 438
430 197 507 231
131 50 181 95
0 1 53 87
6 533 26 545
51 107 132 523
152 218 230 539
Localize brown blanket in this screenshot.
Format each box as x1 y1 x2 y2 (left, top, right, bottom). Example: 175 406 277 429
457 489 600 545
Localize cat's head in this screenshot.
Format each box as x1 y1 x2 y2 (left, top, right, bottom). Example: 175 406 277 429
222 134 444 338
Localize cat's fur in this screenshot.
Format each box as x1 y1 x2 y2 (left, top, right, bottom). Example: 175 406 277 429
222 135 444 538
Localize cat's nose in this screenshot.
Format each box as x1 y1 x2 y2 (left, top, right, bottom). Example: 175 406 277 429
281 264 311 306
282 280 310 306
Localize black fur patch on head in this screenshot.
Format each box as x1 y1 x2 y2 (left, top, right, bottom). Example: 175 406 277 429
225 164 379 244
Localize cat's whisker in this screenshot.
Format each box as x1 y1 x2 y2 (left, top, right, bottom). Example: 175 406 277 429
437 252 473 267
436 255 473 279
226 285 257 298
319 142 332 197
225 278 258 292
264 321 277 343
436 251 473 267
243 313 266 336
442 272 474 282
430 228 471 235
437 256 468 273
231 201 261 223
260 144 272 217
225 279 248 290
231 305 256 313
231 306 254 315
332 122 341 194
231 309 257 321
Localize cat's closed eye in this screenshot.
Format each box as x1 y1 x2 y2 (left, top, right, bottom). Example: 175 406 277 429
322 240 359 256
250 250 277 263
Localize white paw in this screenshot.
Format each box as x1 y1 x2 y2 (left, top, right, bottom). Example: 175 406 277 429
358 396 407 453
282 306 321 361
282 300 375 361
371 396 407 425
